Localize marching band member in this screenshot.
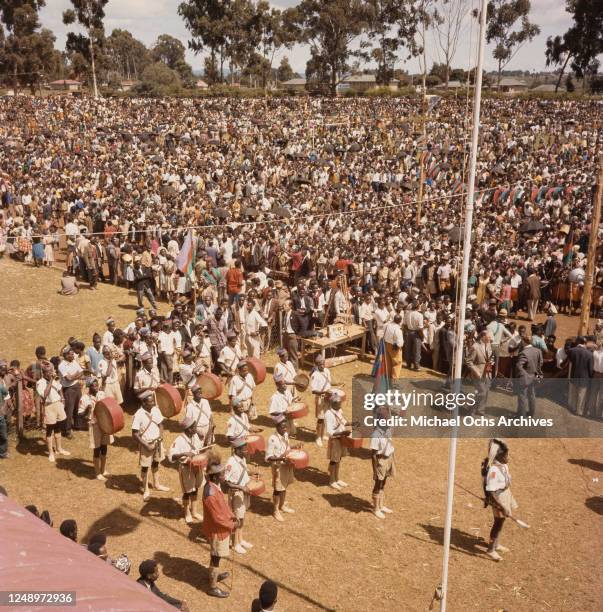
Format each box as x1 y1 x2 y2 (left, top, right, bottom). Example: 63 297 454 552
325 391 350 491
310 354 331 446
269 372 296 435
266 415 297 522
483 438 517 561
202 459 237 599
228 360 257 420
218 331 243 380
370 407 395 519
133 353 160 395
226 398 262 445
273 348 297 384
79 378 112 481
98 345 123 404
184 384 214 445
225 438 254 554
169 416 206 524
191 324 212 371
132 391 170 501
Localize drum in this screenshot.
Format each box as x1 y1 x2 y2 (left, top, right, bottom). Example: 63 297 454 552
248 478 266 497
246 357 266 384
293 372 309 392
95 397 124 435
189 453 208 470
155 383 182 418
331 388 346 402
286 449 309 469
288 402 309 419
196 372 223 400
341 435 363 449
246 434 266 455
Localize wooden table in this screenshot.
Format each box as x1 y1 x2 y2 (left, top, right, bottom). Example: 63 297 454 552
298 324 367 368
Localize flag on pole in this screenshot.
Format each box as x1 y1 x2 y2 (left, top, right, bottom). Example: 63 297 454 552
371 338 390 395
175 230 195 277
562 228 574 265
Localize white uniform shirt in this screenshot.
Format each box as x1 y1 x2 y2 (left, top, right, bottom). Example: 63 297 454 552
192 335 212 358
218 344 242 373
370 428 394 457
228 373 255 401
273 360 296 383
226 412 250 439
325 408 347 437
58 360 83 388
485 461 511 492
179 363 196 388
133 367 160 392
184 398 212 431
225 454 250 488
310 368 332 395
266 431 290 460
268 389 294 416
79 390 106 417
406 310 424 331
36 378 62 403
131 406 163 443
98 358 119 384
169 432 203 463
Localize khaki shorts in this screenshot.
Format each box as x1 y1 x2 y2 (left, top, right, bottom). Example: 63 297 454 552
327 437 348 463
373 454 396 481
89 423 113 449
179 463 204 494
229 489 250 519
210 535 230 558
139 441 165 467
271 463 294 492
44 401 66 426
315 397 327 420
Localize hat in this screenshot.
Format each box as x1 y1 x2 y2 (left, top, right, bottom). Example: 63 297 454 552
276 348 287 357
499 308 508 316
273 372 285 383
191 384 202 393
136 308 145 315
140 352 152 361
232 397 242 407
180 415 195 429
231 437 247 449
207 463 225 475
226 331 237 339
138 390 154 400
330 390 343 403
237 360 247 369
106 317 115 325
273 413 287 424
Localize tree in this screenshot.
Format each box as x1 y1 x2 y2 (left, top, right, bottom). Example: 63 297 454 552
433 0 468 87
106 29 150 80
361 0 420 86
285 0 370 96
152 34 194 86
0 1 58 92
277 56 295 82
486 0 540 88
545 1 603 93
63 0 109 97
135 62 181 96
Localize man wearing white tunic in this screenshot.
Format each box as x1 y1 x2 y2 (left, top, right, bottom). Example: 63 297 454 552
269 373 296 435
225 398 261 444
98 346 123 404
184 385 213 445
225 438 253 554
273 348 297 384
265 416 295 522
309 355 331 446
228 361 257 419
133 353 160 395
242 298 267 359
325 392 350 491
218 332 243 379
370 409 395 519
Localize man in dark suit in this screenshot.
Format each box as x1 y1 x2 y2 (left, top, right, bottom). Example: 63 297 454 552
514 343 543 417
132 260 157 309
567 337 594 415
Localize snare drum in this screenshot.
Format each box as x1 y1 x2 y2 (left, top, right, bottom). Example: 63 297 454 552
286 449 309 469
248 478 266 496
288 401 309 419
246 434 266 455
189 453 208 470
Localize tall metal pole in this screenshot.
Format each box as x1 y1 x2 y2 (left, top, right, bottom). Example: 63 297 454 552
439 0 488 610
578 154 603 336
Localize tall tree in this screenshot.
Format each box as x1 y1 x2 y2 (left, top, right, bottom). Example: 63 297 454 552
106 29 150 80
152 34 194 86
277 56 295 82
361 0 420 86
284 0 370 95
0 1 58 92
63 0 109 97
546 0 603 93
486 0 540 88
433 0 468 87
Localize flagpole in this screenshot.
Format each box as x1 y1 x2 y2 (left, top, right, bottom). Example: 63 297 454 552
439 0 488 610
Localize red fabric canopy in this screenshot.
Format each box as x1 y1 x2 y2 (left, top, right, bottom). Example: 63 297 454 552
0 494 174 611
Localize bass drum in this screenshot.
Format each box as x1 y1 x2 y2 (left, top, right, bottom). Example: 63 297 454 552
95 397 125 435
196 372 224 401
246 357 267 384
155 383 183 418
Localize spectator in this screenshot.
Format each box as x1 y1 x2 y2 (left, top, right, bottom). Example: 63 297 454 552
137 559 188 611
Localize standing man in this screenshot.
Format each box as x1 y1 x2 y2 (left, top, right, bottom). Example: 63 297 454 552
465 330 494 416
102 318 116 348
132 391 170 501
526 268 541 321
58 347 85 437
269 373 296 434
158 321 177 384
514 341 543 417
242 298 267 359
0 361 10 459
383 314 404 380
184 384 214 445
169 416 205 524
404 302 423 371
36 363 70 462
133 353 161 395
281 299 299 369
202 460 237 598
273 348 297 384
133 258 158 309
310 355 331 447
325 391 350 491
370 407 395 519
567 337 594 415
228 360 257 420
98 346 123 405
79 379 112 481
266 415 296 522
225 439 254 555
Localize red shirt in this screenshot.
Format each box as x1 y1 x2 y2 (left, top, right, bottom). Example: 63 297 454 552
226 268 244 294
290 251 302 271
202 482 235 540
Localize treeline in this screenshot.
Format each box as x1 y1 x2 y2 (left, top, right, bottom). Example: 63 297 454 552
0 0 600 95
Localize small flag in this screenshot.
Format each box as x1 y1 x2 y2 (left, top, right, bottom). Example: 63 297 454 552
175 230 195 276
371 338 390 396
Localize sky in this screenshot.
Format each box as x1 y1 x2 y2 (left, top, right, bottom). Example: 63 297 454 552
40 0 574 76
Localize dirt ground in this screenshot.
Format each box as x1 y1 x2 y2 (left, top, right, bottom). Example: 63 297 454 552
0 258 601 612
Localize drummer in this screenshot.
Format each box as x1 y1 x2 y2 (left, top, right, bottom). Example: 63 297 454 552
370 407 395 519
218 331 242 380
133 353 161 395
310 355 332 447
268 372 296 435
224 438 254 555
191 324 212 371
79 378 112 481
273 348 297 385
226 398 262 446
98 346 123 405
266 415 297 522
168 416 206 525
228 360 257 420
325 391 350 491
184 384 214 445
132 391 170 501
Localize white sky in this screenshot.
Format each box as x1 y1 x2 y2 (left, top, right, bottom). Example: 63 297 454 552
40 0 574 75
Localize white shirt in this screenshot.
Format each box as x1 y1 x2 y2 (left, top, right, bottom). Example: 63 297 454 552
273 360 296 384
36 378 62 403
131 406 163 443
593 348 603 373
169 432 204 463
98 358 119 384
133 367 160 392
325 407 347 437
370 428 394 457
374 307 390 338
158 331 177 355
359 302 374 323
228 373 255 401
185 398 212 434
58 360 82 388
226 412 250 439
243 309 267 335
383 322 404 347
102 330 114 347
405 310 424 331
268 389 294 416
485 461 511 492
218 344 242 373
225 454 250 488
266 431 290 460
310 368 331 395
